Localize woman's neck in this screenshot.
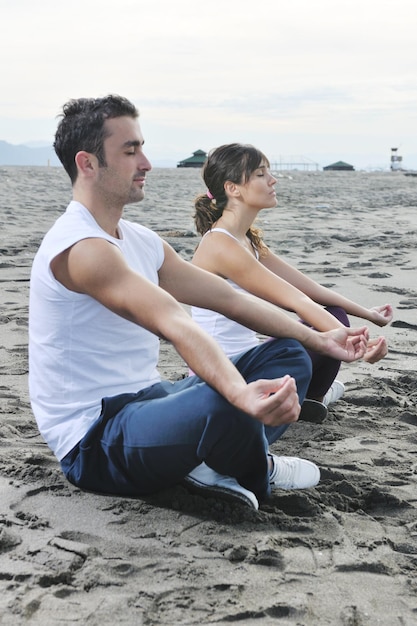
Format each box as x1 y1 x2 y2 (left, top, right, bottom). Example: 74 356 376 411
215 204 258 239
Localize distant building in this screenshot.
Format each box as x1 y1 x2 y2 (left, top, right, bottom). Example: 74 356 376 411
323 161 355 171
177 149 207 168
390 147 403 171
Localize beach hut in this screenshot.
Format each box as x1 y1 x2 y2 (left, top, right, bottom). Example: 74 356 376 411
177 149 207 168
323 161 355 171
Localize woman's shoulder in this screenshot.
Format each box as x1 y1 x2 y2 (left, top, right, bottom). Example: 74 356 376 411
203 227 239 243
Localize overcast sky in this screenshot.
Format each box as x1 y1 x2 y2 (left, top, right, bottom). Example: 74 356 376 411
1 0 416 169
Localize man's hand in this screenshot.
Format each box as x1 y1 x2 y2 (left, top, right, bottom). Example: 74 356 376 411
237 375 301 427
315 326 369 362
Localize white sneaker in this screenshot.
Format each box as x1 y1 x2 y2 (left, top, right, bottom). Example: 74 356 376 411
269 454 320 490
184 462 259 510
323 380 345 406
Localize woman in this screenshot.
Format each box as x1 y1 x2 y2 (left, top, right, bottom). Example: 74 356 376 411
191 143 392 421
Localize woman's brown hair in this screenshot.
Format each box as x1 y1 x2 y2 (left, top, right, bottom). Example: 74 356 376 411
193 143 269 255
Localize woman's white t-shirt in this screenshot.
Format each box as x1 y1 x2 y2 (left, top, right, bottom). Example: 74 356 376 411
191 228 260 358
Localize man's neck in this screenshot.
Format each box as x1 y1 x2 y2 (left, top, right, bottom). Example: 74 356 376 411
73 190 123 238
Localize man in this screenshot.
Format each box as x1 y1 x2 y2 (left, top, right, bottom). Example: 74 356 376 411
29 95 368 510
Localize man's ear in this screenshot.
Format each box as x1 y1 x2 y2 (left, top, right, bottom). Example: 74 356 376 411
75 151 98 177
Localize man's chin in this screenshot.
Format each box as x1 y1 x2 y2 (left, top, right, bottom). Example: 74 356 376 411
127 190 145 204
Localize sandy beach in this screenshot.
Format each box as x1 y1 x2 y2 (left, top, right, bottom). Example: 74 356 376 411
1 166 416 625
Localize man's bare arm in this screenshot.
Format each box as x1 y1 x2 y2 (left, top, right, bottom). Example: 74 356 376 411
50 237 302 427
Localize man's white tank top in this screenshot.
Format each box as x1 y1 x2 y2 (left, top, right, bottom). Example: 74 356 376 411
29 201 164 461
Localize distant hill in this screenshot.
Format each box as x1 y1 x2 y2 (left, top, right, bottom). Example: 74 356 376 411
0 140 61 166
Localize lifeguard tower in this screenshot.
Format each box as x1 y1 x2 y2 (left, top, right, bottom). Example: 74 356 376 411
390 147 403 171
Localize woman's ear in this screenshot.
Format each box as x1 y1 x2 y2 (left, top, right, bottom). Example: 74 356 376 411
224 180 240 198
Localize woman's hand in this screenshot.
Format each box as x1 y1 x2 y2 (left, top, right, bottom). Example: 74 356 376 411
363 336 388 363
369 304 393 327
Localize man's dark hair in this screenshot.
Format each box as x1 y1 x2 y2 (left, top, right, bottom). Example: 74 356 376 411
53 95 139 183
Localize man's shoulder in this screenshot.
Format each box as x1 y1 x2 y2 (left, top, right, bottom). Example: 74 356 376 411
46 201 93 234
119 219 165 269
36 202 112 263
119 218 161 242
